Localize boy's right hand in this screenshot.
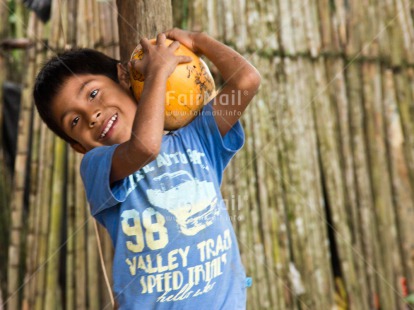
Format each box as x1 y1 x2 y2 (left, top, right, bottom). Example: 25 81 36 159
129 33 192 80
110 33 192 184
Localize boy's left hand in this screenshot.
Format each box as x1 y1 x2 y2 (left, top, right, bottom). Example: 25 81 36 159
163 28 203 54
165 28 261 137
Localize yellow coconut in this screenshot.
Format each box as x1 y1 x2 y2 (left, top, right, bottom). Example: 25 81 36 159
129 39 216 130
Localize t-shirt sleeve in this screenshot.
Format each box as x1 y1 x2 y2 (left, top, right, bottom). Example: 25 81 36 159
80 144 132 216
183 100 245 184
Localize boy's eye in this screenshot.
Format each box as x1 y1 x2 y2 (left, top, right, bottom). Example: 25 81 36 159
89 89 99 99
71 116 80 127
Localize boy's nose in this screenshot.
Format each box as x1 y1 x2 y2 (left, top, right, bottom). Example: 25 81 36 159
89 111 101 128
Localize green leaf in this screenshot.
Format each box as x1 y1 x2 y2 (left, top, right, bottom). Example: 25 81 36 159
405 294 414 304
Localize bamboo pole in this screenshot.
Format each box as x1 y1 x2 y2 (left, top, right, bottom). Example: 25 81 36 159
66 0 77 48
383 68 414 297
22 51 41 310
327 57 375 308
241 86 261 310
87 196 100 310
110 0 120 60
0 0 10 303
362 60 403 309
66 150 75 310
65 2 77 306
270 56 294 310
33 128 53 310
345 62 380 310
22 15 47 308
42 1 65 307
250 72 272 309
7 11 36 310
313 56 370 309
294 58 334 309
44 138 66 309
252 55 285 309
98 223 114 309
75 154 87 310
31 13 61 307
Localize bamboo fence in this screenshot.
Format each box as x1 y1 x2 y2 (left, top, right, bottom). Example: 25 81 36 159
1 0 414 309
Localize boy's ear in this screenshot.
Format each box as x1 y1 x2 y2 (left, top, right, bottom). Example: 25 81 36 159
70 142 87 154
117 62 131 91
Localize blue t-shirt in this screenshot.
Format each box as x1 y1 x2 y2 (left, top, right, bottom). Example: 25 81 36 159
80 102 247 309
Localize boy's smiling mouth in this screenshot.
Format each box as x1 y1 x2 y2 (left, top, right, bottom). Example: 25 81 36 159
99 113 118 140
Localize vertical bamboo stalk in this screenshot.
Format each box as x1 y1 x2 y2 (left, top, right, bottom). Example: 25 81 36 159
259 55 288 309
241 89 261 310
86 0 96 48
362 61 402 309
76 0 87 48
0 0 10 303
295 58 334 309
314 56 370 309
67 0 77 48
110 0 120 60
270 55 295 310
278 0 296 56
345 0 364 58
250 75 273 309
34 128 53 310
98 1 107 53
87 209 100 309
7 11 36 310
22 18 46 310
75 154 87 310
395 0 414 64
327 57 375 308
66 150 76 310
41 2 65 308
305 0 322 57
98 224 114 309
394 68 414 205
345 61 381 310
316 0 334 53
382 68 414 296
278 58 307 309
44 138 66 309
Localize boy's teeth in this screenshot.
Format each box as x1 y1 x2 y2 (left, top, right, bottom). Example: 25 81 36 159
100 114 118 138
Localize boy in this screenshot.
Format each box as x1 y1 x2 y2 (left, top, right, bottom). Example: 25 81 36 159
34 28 261 309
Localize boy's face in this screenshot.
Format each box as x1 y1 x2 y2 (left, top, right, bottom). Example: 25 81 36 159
52 65 137 153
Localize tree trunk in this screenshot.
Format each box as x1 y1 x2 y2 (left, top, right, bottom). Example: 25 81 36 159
0 0 10 303
116 0 173 62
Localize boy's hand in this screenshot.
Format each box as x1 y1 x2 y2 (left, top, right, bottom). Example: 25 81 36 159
165 29 261 137
129 33 192 80
163 28 204 54
111 33 192 184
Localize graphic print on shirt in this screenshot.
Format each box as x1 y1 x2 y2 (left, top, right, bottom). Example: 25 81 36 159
146 170 219 236
118 148 237 303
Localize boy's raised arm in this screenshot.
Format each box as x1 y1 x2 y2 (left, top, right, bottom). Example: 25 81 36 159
110 34 191 184
165 28 261 137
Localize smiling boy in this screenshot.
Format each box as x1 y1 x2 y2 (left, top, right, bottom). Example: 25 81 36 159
34 28 260 309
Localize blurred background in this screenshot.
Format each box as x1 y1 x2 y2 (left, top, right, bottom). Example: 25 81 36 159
1 0 414 309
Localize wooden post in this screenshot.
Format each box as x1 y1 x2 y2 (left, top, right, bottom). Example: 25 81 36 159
116 0 173 62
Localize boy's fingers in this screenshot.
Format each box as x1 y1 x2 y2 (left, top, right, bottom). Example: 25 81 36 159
163 28 175 39
168 40 180 51
156 33 166 46
139 38 150 52
178 55 193 63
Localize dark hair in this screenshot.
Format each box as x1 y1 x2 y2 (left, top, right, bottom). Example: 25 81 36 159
33 48 120 143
